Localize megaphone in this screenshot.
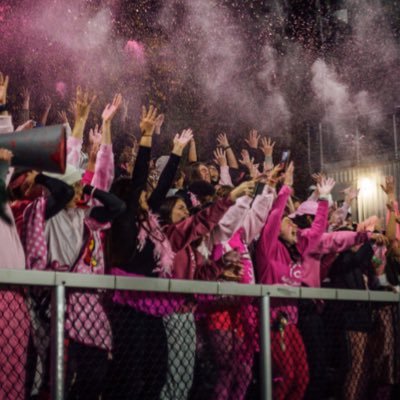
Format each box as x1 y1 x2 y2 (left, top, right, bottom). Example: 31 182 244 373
0 124 66 173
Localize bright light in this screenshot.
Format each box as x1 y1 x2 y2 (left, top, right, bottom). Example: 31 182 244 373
359 177 375 197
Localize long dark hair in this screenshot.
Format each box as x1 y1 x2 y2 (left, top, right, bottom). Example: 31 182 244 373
184 162 207 186
158 196 183 226
107 178 148 267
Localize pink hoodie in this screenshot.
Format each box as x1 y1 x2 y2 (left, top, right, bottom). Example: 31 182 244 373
255 185 329 322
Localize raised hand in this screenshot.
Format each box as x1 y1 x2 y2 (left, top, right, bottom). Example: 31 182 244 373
21 87 30 110
245 129 260 149
43 94 52 111
239 149 254 169
213 147 227 167
311 172 326 185
89 125 102 147
121 98 129 123
0 72 9 105
318 177 336 196
72 86 97 122
102 93 123 123
381 176 395 202
0 148 13 163
140 105 158 137
343 186 359 203
154 113 165 135
172 129 193 156
260 137 275 157
283 162 294 187
266 164 283 187
217 132 230 148
229 180 256 201
57 111 68 124
88 142 101 165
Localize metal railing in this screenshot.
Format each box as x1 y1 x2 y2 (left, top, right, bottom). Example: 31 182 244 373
0 269 399 400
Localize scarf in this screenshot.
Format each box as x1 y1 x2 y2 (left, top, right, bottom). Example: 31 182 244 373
137 211 175 278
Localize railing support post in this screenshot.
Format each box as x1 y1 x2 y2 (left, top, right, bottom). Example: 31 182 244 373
50 284 66 400
260 295 272 400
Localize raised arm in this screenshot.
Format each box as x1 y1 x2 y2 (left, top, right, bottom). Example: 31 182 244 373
301 177 335 246
91 94 122 191
128 105 158 206
260 136 275 172
246 129 264 168
85 184 126 224
382 176 400 241
148 129 193 212
40 95 52 126
217 133 238 169
217 183 275 244
188 137 197 163
33 173 75 220
16 87 30 126
67 87 96 167
256 163 294 259
213 147 233 186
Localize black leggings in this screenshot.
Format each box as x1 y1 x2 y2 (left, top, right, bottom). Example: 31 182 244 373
66 340 109 400
103 304 168 400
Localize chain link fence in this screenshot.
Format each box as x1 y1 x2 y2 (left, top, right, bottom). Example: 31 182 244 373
0 272 399 400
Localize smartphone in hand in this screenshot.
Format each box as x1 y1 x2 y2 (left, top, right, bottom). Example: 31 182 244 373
280 150 291 171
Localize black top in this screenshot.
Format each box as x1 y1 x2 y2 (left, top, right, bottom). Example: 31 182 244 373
110 146 180 275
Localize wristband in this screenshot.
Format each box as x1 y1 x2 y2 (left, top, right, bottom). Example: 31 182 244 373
0 103 8 112
223 145 231 151
319 194 330 201
264 155 273 163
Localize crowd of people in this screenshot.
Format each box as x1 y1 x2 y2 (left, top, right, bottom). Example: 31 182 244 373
0 71 400 400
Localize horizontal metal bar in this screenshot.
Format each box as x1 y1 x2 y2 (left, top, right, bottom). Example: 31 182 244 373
369 290 400 302
115 276 170 292
0 269 56 286
0 270 399 303
55 272 116 289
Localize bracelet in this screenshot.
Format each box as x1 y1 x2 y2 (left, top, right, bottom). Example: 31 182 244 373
0 103 8 112
223 145 231 150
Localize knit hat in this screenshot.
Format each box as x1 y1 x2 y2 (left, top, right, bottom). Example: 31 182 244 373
43 164 82 186
289 200 318 219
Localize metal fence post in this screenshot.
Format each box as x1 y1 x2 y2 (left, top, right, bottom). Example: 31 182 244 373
50 284 66 400
260 295 272 400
